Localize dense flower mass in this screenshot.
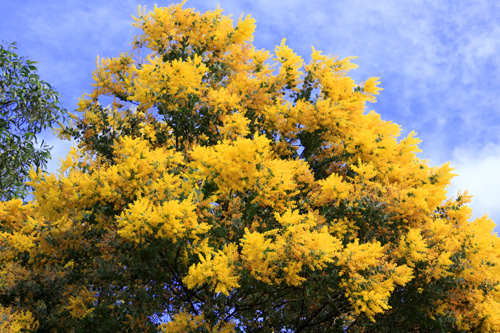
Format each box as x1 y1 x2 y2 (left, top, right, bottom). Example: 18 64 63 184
1 2 499 332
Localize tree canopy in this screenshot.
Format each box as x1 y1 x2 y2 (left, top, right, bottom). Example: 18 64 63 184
0 42 66 200
1 3 499 332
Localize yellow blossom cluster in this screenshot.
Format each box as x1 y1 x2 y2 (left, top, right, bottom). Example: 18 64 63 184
159 311 235 333
0 306 38 333
241 209 341 286
338 240 413 320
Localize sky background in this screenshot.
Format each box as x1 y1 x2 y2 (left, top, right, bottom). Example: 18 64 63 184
1 0 499 233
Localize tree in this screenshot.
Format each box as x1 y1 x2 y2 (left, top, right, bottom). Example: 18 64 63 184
0 42 66 200
1 3 499 332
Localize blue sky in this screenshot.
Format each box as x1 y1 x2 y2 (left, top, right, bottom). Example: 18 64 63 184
2 0 499 232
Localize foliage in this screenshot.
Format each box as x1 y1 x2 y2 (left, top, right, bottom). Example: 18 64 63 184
0 42 66 200
1 3 500 332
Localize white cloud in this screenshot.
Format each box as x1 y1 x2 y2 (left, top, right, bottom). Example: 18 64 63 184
450 143 500 231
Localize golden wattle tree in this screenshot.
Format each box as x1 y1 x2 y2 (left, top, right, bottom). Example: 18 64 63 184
1 3 500 332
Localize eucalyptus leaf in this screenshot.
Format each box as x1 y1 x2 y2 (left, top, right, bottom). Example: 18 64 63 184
0 41 67 200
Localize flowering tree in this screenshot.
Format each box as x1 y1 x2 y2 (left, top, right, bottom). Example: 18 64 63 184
1 3 499 332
